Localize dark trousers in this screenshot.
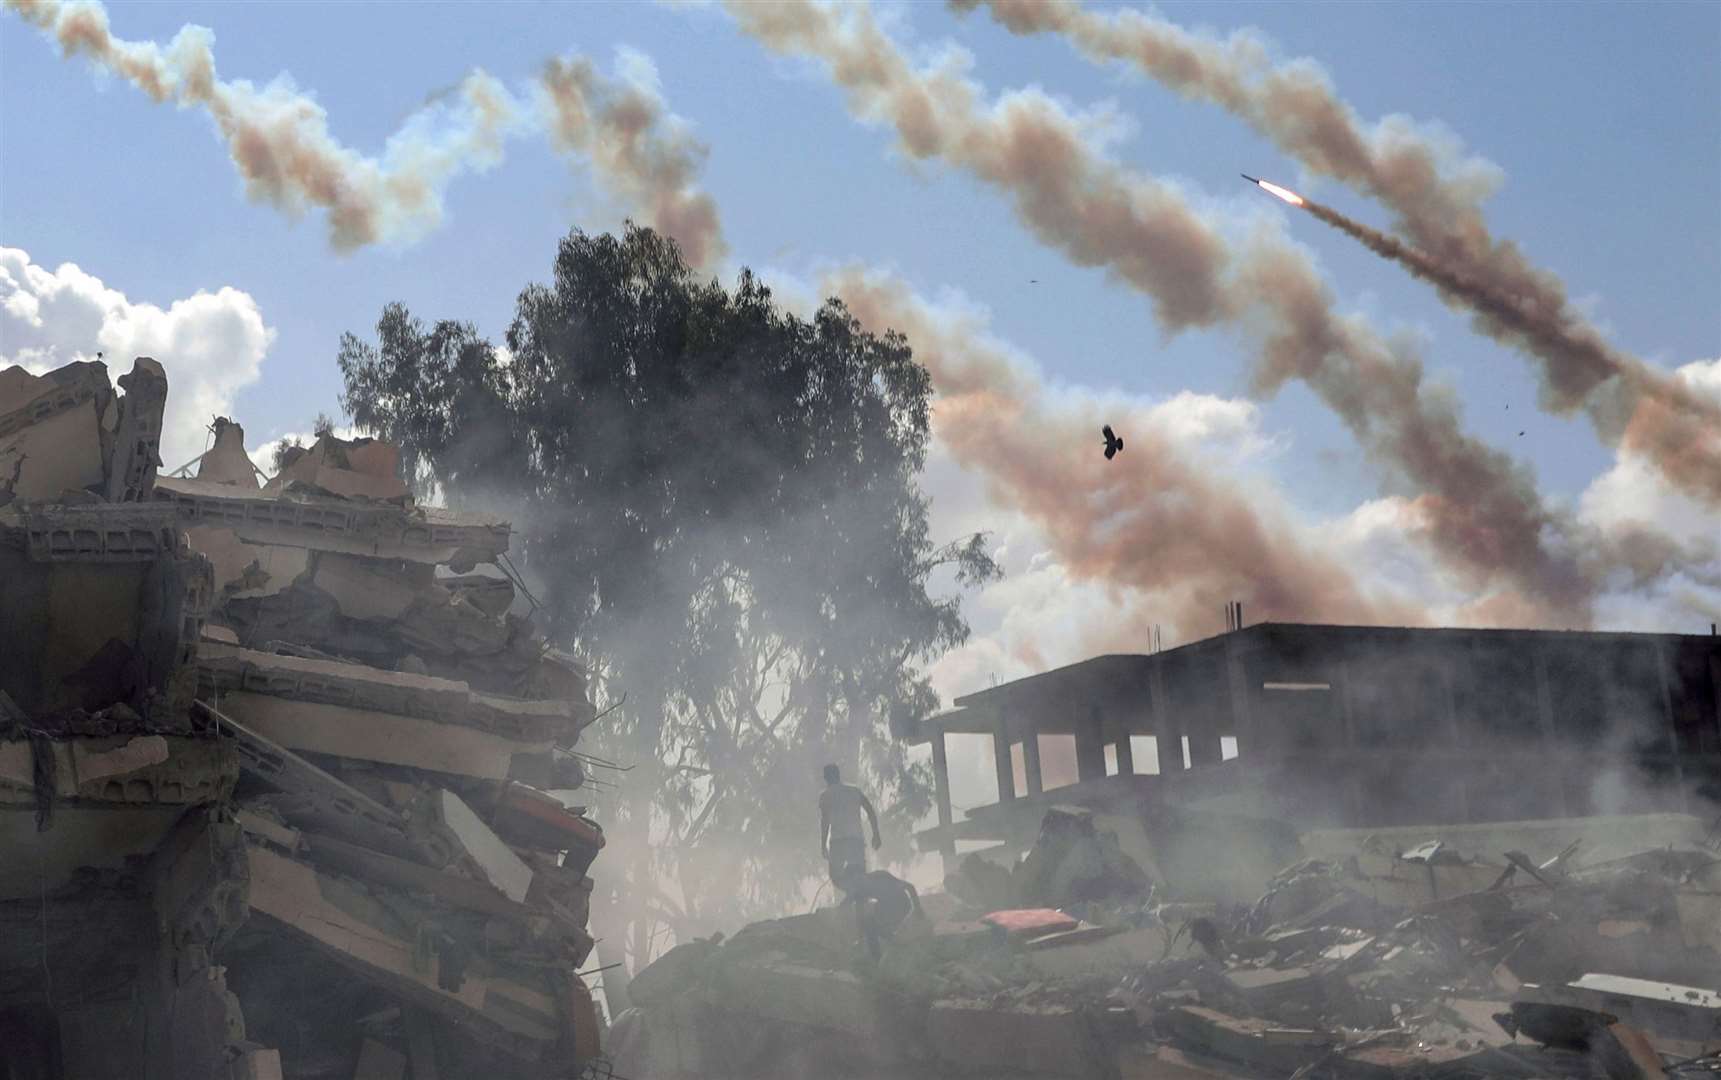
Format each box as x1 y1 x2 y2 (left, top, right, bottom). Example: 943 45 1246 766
828 836 866 890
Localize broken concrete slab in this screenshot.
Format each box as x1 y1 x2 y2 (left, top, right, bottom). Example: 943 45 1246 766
214 690 553 780
198 643 582 743
194 418 259 489
928 996 1108 1077
266 434 408 502
309 552 427 621
1220 965 1328 1012
352 1038 407 1080
1023 925 1188 979
154 474 509 567
229 1047 284 1080
185 526 310 599
203 701 439 864
1165 1005 1336 1073
436 788 533 903
707 955 888 1039
0 397 107 502
105 357 167 504
1555 973 1721 1047
0 735 235 806
245 841 564 1060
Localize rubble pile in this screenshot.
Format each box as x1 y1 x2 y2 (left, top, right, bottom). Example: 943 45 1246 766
1 358 609 1079
616 810 1721 1079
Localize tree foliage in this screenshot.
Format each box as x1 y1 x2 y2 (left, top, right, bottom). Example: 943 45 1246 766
337 225 996 951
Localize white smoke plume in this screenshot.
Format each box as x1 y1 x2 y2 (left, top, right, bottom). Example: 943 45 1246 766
0 246 274 470
722 0 1710 628
4 0 727 266
952 0 1720 506
539 49 727 269
1296 195 1721 504
826 267 1429 636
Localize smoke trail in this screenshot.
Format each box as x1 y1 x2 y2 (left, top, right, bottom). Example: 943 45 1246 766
6 0 727 265
951 0 1720 506
539 51 727 269
1296 195 1721 502
825 268 1428 635
722 0 1668 627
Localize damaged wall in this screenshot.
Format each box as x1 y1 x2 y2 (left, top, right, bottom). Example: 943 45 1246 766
1 362 612 1080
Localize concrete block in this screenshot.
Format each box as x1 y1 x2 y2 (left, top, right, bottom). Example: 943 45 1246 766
712 957 886 1038
219 691 549 780
245 843 561 1054
928 997 1104 1077
1165 1005 1335 1073
1026 926 1181 979
352 1038 406 1080
437 789 533 903
230 1047 284 1080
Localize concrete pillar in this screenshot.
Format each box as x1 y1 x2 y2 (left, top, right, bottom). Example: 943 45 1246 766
1337 658 1359 745
992 711 1016 803
1440 652 1470 822
931 730 955 859
1022 732 1044 795
1224 638 1253 746
1076 705 1108 781
1710 651 1721 751
1113 735 1135 775
1532 644 1571 815
1656 643 1688 811
1149 662 1179 770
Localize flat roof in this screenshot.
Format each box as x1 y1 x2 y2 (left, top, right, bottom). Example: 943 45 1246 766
917 620 1718 741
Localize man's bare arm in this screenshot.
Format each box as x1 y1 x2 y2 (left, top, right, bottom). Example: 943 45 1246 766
861 794 882 849
820 804 831 857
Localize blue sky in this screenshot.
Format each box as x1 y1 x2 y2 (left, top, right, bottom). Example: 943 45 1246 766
3 1 1718 685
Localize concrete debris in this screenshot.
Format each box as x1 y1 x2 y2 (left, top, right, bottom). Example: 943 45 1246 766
621 803 1721 1078
0 360 607 1078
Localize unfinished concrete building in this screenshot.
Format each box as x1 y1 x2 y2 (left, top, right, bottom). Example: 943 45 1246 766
2 360 607 1079
902 623 1721 883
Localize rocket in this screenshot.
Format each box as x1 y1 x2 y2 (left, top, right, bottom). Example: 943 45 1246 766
1241 174 1307 207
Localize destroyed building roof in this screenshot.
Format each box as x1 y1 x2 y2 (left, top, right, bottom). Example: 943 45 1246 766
197 642 590 740
153 473 511 566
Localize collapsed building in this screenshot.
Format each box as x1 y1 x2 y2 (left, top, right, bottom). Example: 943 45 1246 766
611 627 1721 1077
1 359 607 1079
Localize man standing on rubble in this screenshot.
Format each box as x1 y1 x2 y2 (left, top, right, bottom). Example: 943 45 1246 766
819 763 881 890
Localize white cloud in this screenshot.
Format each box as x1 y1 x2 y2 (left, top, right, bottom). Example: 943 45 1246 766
1576 358 1721 629
0 247 274 471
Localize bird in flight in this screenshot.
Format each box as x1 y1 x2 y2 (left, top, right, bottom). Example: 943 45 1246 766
1103 425 1124 460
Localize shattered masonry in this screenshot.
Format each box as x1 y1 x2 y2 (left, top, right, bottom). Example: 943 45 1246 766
2 359 606 1078
614 635 1720 1074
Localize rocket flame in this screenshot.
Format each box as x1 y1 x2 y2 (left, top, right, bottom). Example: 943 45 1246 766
1257 180 1305 207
